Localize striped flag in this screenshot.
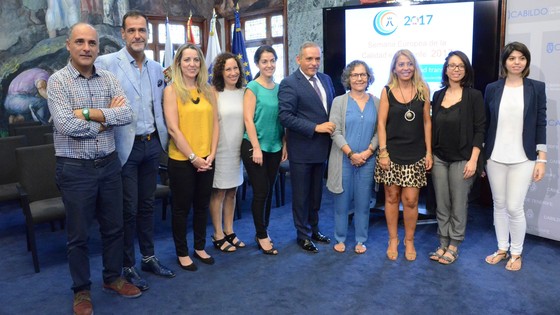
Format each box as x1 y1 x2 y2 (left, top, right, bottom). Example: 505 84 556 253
187 12 195 44
206 9 221 81
231 6 252 83
163 16 174 83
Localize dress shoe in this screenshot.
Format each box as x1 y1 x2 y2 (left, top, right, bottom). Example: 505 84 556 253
73 290 93 315
193 251 215 265
312 231 331 244
177 257 198 271
103 277 142 298
141 256 176 278
297 238 319 253
255 236 278 255
123 266 149 291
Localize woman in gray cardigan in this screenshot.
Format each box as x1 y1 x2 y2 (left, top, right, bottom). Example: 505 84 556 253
326 60 379 254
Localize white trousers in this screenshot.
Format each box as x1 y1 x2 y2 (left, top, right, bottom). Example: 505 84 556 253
486 159 534 255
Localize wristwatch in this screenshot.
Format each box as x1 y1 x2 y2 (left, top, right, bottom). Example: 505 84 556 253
188 153 197 162
82 108 90 121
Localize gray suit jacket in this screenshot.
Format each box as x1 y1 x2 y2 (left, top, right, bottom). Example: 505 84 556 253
96 48 168 165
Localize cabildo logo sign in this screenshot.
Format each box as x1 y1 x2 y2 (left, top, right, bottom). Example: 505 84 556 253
546 42 560 53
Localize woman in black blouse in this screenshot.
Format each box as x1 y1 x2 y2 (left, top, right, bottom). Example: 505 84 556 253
429 51 485 264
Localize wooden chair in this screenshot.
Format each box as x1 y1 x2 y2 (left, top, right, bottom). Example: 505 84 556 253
0 135 27 203
16 144 66 273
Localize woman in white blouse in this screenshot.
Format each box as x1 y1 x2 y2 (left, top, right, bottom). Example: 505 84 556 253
483 42 547 271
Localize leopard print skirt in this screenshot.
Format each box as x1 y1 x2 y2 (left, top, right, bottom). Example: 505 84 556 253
374 156 427 188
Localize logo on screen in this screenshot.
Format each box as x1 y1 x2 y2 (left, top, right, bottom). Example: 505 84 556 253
546 42 560 53
373 10 397 36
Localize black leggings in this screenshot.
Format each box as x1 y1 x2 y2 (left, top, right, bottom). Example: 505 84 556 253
168 158 214 256
240 139 281 239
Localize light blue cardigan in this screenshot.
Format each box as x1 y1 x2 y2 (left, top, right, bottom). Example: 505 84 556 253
326 93 379 194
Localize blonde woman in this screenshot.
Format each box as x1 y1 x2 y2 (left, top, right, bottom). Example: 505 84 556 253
164 44 219 271
375 49 432 261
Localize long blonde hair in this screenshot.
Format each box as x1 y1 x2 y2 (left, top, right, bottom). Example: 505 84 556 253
171 43 213 104
386 49 428 102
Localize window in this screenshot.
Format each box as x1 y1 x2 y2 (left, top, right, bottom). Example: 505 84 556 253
145 16 206 66
226 11 285 82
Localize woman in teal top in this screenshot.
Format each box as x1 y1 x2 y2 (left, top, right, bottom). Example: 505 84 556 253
241 45 286 255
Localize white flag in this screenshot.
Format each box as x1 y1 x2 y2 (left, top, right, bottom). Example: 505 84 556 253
205 10 222 80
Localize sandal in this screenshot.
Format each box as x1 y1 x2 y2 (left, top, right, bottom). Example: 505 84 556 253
224 232 246 248
485 251 509 265
355 242 367 254
429 247 446 261
386 237 399 261
333 242 346 253
404 239 417 261
439 248 458 265
505 255 522 271
212 236 236 252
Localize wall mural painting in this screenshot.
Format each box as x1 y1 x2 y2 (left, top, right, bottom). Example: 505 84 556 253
0 0 282 136
0 0 129 136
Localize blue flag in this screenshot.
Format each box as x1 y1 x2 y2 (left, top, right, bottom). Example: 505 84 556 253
231 8 252 83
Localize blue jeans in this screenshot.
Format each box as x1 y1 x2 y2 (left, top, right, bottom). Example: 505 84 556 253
333 158 375 244
121 136 162 267
55 152 124 292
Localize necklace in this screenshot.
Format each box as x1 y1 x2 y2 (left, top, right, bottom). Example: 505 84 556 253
399 85 415 122
191 89 200 104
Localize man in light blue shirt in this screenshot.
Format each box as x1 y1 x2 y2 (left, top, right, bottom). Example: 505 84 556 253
96 10 174 291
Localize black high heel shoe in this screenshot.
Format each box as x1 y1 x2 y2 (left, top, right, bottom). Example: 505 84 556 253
255 237 278 255
193 251 215 265
177 257 197 271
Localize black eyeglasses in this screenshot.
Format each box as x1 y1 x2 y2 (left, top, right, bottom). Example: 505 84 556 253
447 64 465 70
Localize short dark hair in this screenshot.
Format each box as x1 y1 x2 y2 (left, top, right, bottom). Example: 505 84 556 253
122 11 148 30
340 60 374 91
441 50 474 88
500 41 531 78
211 52 245 91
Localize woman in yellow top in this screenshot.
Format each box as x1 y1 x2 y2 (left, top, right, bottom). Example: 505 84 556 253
164 43 219 271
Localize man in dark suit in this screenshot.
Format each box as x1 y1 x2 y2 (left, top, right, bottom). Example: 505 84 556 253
96 11 175 291
279 42 336 253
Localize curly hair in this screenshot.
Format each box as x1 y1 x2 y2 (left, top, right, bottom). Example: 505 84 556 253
340 60 374 91
211 52 244 91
